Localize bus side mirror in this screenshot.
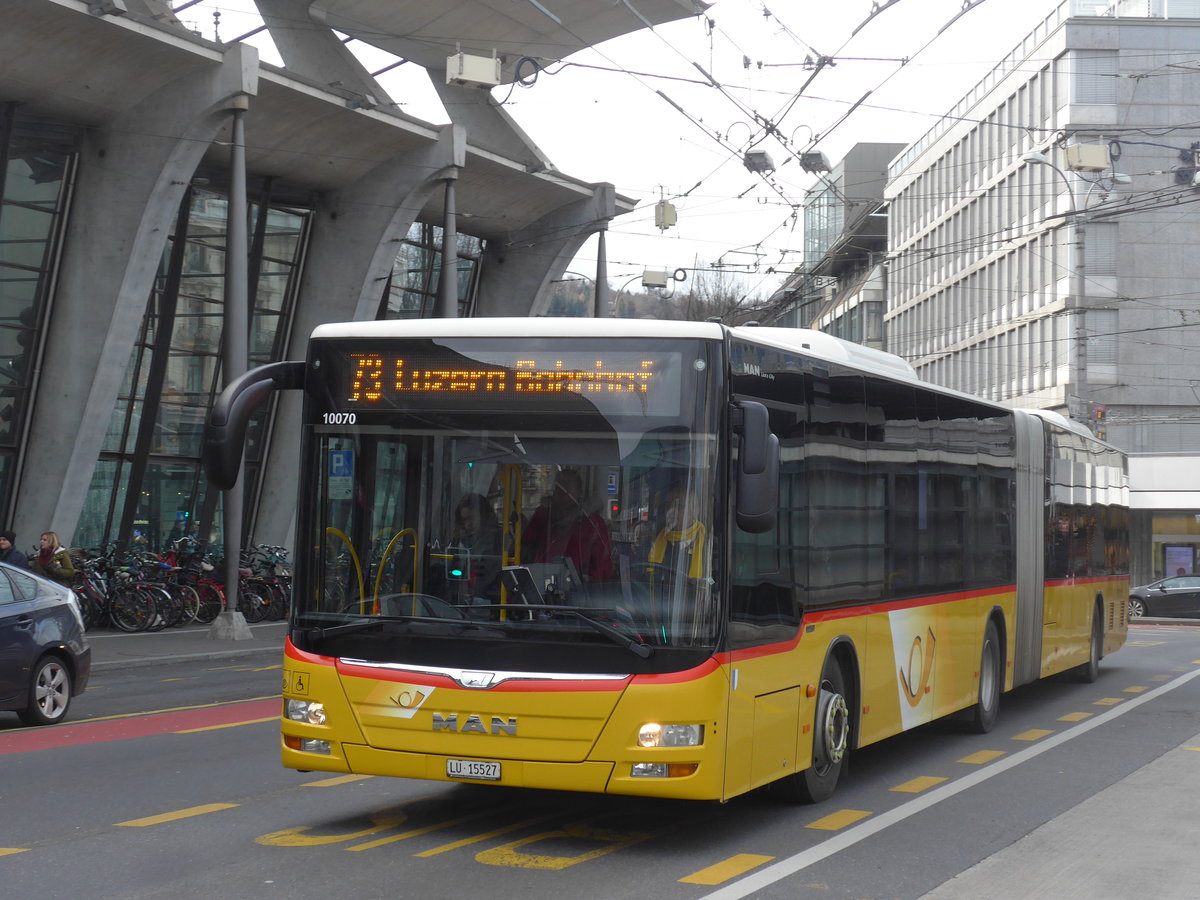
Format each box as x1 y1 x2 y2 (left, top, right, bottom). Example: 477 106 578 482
203 360 306 490
734 400 779 533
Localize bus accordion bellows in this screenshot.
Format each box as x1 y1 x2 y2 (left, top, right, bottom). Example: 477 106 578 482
204 318 1129 803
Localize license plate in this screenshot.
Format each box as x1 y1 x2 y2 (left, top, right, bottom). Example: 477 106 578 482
446 758 501 781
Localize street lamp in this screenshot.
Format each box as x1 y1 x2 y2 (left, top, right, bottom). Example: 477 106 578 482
1021 151 1129 425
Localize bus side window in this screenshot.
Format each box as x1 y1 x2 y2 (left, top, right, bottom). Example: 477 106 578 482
730 402 800 646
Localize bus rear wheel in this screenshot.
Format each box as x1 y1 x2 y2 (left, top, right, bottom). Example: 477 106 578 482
966 619 1001 734
1072 605 1103 683
780 658 850 803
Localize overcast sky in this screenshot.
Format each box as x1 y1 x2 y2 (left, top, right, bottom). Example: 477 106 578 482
201 0 1067 297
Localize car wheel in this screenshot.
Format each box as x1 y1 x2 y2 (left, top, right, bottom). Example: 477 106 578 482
1128 597 1146 619
17 655 73 726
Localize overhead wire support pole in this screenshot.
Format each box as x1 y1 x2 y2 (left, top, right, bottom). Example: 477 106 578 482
213 94 253 640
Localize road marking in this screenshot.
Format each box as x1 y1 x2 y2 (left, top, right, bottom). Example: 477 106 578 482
0 848 28 856
1011 729 1053 741
176 716 278 733
116 803 238 827
304 774 373 787
958 749 1005 765
1058 712 1092 722
412 812 560 856
891 776 947 793
806 809 871 831
700 665 1200 899
1094 697 1125 706
348 813 491 851
680 854 776 885
1123 685 1148 693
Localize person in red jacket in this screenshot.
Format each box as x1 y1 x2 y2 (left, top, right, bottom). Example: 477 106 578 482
521 469 613 582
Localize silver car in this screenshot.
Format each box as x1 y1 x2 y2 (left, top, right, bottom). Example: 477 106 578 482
0 562 91 725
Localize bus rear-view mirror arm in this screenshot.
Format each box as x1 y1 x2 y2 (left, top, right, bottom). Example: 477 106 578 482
204 360 307 490
734 399 779 534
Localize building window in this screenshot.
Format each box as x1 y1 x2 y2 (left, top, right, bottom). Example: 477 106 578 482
0 109 79 522
1071 50 1118 104
74 186 310 551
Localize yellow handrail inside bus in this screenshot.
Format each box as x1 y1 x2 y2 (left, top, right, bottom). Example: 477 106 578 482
325 526 366 613
500 464 523 621
373 528 416 614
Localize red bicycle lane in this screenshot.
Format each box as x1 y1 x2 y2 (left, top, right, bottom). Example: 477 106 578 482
0 698 280 754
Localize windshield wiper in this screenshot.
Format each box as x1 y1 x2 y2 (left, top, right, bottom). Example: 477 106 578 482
303 615 486 640
534 605 654 658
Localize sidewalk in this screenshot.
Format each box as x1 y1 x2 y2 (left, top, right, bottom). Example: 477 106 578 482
86 620 288 671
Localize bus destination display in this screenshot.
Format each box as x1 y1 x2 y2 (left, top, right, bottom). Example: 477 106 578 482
321 345 686 417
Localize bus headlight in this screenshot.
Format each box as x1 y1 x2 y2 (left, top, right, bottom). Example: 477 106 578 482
286 699 327 726
637 723 703 747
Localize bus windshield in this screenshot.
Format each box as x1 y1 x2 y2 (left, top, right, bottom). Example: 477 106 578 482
293 336 722 668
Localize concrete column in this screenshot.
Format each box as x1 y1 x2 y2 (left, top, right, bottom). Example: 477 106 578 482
474 183 617 317
250 125 466 547
14 44 259 547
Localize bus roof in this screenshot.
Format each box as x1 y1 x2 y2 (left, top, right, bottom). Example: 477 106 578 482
308 318 916 378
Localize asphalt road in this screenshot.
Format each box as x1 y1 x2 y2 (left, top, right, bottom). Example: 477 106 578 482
1 624 1198 899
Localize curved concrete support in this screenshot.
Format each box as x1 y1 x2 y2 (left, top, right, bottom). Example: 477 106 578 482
428 74 552 173
14 44 259 546
250 124 466 545
255 0 392 106
474 182 617 317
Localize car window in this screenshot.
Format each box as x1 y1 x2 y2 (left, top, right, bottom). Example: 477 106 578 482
0 570 18 604
7 569 42 600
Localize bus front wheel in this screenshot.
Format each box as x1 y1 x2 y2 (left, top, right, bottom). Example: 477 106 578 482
780 658 850 803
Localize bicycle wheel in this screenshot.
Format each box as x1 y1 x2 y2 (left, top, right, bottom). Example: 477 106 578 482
194 582 223 623
238 589 267 623
139 585 173 632
174 584 201 623
109 586 155 632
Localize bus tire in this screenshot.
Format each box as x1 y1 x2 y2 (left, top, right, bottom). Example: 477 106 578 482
780 657 850 803
1073 604 1103 684
966 619 1002 734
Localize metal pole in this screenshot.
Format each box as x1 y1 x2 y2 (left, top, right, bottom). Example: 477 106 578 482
212 97 252 640
436 176 458 318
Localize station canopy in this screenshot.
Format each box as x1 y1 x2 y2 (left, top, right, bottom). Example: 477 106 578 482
308 0 708 83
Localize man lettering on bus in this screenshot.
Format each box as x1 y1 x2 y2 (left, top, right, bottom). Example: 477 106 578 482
522 468 613 581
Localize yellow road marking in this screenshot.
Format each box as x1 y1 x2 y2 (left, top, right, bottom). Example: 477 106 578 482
1126 641 1166 646
680 854 775 885
304 774 373 787
1012 729 1053 742
415 812 561 857
176 716 278 733
1059 712 1092 722
1187 748 1200 752
1123 686 1148 694
1151 674 1172 682
348 813 491 852
0 849 29 856
958 749 1006 765
806 809 871 831
1095 697 1125 706
891 776 947 793
116 803 238 827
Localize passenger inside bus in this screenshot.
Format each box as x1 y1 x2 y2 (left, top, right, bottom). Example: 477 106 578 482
521 468 613 582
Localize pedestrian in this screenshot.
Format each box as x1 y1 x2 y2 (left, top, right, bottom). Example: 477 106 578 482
31 531 76 586
0 530 30 570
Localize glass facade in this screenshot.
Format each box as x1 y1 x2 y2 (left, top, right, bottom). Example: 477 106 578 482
377 223 482 319
75 187 311 551
0 107 79 521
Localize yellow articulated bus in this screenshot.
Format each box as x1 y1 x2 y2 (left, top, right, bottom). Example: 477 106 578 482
204 318 1129 803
